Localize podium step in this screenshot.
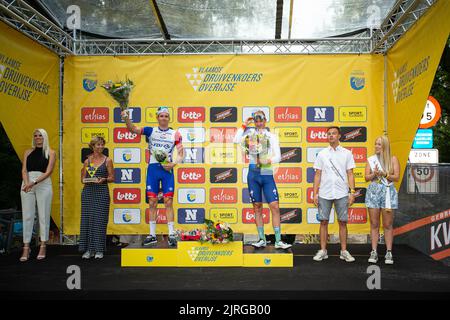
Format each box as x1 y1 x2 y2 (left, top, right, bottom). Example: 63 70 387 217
243 245 293 267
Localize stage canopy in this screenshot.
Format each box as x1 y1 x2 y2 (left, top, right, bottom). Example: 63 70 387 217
0 0 439 54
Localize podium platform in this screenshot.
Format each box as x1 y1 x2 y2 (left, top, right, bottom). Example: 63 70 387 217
121 235 293 267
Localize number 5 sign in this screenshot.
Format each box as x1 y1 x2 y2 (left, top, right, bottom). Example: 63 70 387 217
419 96 441 129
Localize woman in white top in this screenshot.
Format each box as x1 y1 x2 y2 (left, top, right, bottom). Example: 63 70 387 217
364 135 400 265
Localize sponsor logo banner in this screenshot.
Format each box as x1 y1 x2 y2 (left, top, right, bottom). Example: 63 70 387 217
210 167 237 184
114 168 141 184
348 147 367 163
353 188 367 204
178 107 205 123
243 107 270 122
81 107 109 123
177 167 206 184
183 147 205 164
278 188 302 204
145 208 167 224
179 127 206 144
210 188 238 204
276 127 302 143
210 107 237 122
274 107 302 122
274 167 302 184
353 167 366 184
307 147 325 163
350 70 365 90
306 127 328 143
113 188 141 204
209 147 237 164
81 127 109 143
81 148 108 163
280 208 302 224
145 107 174 123
178 188 206 204
209 127 237 143
306 187 314 203
306 106 334 122
178 208 206 224
114 107 141 123
340 127 367 142
209 208 238 224
113 209 141 225
306 167 315 183
280 147 302 163
307 207 335 224
348 208 367 224
242 208 270 224
339 106 367 122
113 128 141 143
113 148 141 164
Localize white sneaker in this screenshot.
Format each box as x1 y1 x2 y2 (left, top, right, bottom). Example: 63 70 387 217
275 241 292 250
94 252 104 259
340 250 355 262
368 250 378 263
251 239 267 248
385 251 394 265
313 249 328 261
82 251 93 259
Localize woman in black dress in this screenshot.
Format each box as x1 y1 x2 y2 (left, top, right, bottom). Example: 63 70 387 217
79 136 114 259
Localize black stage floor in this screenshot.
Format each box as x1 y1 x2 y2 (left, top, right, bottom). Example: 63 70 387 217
1 244 449 299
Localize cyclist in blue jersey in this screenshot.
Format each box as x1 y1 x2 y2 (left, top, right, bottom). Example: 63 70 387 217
234 110 292 250
122 107 184 246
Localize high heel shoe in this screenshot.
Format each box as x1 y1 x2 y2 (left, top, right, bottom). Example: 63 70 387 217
19 246 31 262
37 245 46 260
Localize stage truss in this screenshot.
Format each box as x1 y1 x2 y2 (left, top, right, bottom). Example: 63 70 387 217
0 0 438 56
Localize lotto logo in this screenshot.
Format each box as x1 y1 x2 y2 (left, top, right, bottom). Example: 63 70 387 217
113 188 141 204
113 128 141 143
242 208 270 224
81 107 109 123
306 107 334 122
177 168 205 184
307 127 328 142
178 107 205 122
274 107 302 122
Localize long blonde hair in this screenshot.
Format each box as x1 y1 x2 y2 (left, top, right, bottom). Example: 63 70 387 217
376 135 393 174
32 128 50 159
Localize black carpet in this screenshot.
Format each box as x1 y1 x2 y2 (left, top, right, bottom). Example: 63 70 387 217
0 244 449 299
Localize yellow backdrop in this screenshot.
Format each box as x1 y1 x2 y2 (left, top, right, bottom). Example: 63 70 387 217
63 54 384 235
0 22 60 226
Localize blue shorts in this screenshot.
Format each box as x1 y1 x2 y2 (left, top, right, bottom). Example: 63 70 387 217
146 163 174 198
247 167 279 204
365 182 398 209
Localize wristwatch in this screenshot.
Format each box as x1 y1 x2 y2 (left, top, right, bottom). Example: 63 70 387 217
32 179 37 185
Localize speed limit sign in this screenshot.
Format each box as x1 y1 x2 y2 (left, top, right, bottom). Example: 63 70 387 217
419 96 441 129
407 165 438 194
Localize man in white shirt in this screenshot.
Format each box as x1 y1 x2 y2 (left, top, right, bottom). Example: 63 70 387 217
312 126 356 262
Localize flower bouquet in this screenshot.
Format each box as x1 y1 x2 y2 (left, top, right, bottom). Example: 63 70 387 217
101 77 134 111
153 148 169 164
176 229 203 241
241 131 271 168
202 219 233 244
